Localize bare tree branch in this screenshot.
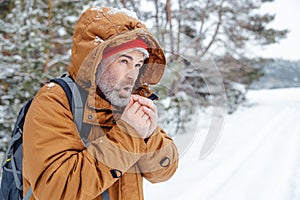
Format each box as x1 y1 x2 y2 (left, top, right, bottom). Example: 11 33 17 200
199 0 211 39
196 0 211 54
121 0 126 8
200 0 225 58
44 0 52 73
165 0 175 54
176 0 183 56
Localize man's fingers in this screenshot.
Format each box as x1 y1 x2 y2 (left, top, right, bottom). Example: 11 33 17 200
133 95 156 111
132 95 139 101
123 96 135 112
136 105 145 117
142 113 150 121
142 106 155 120
129 101 142 114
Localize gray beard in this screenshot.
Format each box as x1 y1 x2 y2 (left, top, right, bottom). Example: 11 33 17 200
102 87 130 107
97 71 131 108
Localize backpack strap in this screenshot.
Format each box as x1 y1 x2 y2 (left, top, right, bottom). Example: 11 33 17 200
17 78 87 137
53 76 110 199
50 75 90 147
52 76 83 131
2 131 23 193
1 99 32 168
1 99 33 198
23 188 32 200
23 76 91 200
102 190 110 200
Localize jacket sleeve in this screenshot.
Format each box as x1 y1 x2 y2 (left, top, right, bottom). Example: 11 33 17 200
23 84 146 199
137 127 179 183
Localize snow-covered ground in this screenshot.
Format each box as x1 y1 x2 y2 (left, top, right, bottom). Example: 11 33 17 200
1 87 299 199
145 87 300 200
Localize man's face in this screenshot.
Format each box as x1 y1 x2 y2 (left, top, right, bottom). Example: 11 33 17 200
96 50 145 107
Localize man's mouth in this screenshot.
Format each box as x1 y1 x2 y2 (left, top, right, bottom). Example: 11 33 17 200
118 86 133 98
122 86 133 92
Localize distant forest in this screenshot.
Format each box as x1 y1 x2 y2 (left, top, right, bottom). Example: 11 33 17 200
0 0 290 150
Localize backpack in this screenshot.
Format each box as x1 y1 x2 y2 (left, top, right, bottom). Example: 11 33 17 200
0 75 89 200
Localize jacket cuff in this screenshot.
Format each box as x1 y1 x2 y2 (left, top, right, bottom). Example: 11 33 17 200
138 127 178 173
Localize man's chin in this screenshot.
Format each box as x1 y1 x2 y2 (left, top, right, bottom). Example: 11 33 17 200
105 89 131 107
110 96 130 107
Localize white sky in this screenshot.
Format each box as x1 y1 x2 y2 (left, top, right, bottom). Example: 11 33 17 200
255 0 300 61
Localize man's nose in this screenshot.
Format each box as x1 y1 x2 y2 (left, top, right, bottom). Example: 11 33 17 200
126 65 139 80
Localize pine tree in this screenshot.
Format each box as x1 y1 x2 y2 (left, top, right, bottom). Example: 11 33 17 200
0 0 91 150
0 0 291 149
150 0 287 113
0 0 46 148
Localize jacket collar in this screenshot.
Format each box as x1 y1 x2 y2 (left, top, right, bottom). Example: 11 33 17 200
83 89 123 126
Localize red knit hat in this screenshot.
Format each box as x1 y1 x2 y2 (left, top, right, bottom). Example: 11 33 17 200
102 38 148 60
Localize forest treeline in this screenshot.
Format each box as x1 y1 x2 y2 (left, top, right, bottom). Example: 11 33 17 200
0 0 288 150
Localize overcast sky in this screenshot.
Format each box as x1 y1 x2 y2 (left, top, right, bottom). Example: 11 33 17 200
255 0 300 61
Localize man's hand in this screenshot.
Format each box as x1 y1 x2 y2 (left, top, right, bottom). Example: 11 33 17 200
120 95 158 139
134 95 158 137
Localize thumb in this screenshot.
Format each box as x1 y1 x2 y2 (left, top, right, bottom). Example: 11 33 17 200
123 96 135 112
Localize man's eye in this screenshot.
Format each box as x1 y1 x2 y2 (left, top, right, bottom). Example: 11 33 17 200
121 59 128 64
135 64 142 68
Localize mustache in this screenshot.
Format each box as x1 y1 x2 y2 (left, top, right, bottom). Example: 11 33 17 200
116 79 135 88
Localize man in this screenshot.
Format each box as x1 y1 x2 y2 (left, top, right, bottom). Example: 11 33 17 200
23 6 178 200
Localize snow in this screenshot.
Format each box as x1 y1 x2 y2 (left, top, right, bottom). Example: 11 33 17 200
90 6 138 19
107 7 138 19
90 6 103 12
64 16 78 23
58 27 67 36
145 87 300 200
1 87 299 198
140 1 155 13
95 36 104 45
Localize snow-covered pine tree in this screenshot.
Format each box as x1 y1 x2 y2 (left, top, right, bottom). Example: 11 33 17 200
0 0 47 149
0 0 91 150
155 0 287 113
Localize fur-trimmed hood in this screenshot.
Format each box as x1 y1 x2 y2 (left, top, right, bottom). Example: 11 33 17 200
68 7 166 104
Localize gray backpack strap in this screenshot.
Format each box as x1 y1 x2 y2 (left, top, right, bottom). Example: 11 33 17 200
52 76 90 147
59 76 84 133
102 190 110 200
23 187 32 200
21 76 89 200
59 77 108 200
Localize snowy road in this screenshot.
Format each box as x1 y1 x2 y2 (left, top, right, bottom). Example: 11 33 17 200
145 88 300 200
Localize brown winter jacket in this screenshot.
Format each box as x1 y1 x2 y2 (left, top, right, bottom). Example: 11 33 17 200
23 6 178 200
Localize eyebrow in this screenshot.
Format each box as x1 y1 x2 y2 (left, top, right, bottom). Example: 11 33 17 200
119 54 144 63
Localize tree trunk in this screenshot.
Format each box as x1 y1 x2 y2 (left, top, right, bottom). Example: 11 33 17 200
166 0 174 55
44 0 52 73
153 0 164 43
